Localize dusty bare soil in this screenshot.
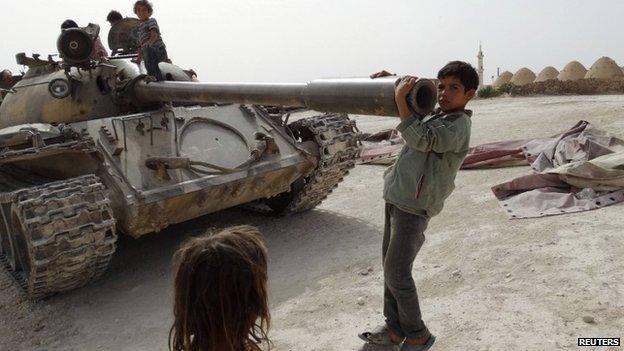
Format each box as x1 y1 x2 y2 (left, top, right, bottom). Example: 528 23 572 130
1 95 623 350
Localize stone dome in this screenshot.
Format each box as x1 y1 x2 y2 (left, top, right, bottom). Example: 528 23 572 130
535 66 559 82
584 57 624 80
510 68 536 86
557 61 587 81
492 71 513 88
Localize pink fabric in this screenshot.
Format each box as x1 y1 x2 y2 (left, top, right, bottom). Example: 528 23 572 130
461 120 591 170
491 173 568 200
91 36 109 60
497 187 624 219
357 121 624 219
486 121 624 219
461 139 531 169
359 129 404 165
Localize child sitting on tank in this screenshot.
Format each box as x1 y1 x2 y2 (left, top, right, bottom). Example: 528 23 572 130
133 0 169 81
60 19 108 61
1 69 23 104
1 69 21 90
169 225 271 351
106 10 124 27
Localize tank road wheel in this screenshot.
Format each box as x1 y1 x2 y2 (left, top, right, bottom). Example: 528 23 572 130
7 175 117 299
266 113 361 215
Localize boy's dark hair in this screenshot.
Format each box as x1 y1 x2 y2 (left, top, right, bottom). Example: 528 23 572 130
107 10 123 23
61 19 78 30
437 61 479 92
134 0 154 15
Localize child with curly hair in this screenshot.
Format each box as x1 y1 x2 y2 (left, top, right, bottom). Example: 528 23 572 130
169 225 271 351
134 0 168 81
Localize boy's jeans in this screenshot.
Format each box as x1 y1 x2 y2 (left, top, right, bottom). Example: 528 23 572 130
143 46 168 81
382 202 430 339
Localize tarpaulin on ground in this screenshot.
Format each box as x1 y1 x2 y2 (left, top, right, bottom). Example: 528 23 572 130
359 129 404 165
460 120 597 169
481 121 624 218
357 121 624 218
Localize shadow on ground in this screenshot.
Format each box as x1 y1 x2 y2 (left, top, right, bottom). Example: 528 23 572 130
57 205 382 303
5 206 383 350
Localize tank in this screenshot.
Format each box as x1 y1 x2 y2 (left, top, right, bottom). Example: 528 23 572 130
0 22 437 299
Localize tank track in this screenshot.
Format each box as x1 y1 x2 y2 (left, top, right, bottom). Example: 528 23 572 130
247 113 361 215
0 138 96 163
0 164 53 194
0 174 116 299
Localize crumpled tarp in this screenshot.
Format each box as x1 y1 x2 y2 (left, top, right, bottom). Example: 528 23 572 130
461 121 610 172
473 121 624 218
357 121 624 219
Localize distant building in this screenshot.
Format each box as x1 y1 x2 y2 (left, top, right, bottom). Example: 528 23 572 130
511 67 536 85
493 71 513 88
558 61 587 81
585 57 624 80
535 66 559 82
477 42 484 88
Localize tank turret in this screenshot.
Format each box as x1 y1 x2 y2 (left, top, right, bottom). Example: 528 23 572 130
1 55 437 128
0 64 436 127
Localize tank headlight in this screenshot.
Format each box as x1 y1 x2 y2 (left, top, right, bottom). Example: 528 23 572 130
48 78 71 99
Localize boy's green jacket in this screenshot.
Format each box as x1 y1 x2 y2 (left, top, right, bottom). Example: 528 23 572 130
383 109 472 218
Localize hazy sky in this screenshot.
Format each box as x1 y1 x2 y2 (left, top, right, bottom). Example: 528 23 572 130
3 0 624 83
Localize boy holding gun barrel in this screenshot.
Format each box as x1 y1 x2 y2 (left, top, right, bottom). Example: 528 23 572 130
360 61 479 351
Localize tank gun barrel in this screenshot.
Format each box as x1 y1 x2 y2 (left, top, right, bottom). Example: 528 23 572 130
133 77 437 117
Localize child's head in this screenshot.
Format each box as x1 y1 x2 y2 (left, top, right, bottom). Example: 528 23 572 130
107 10 123 25
133 0 153 21
1 69 12 82
60 19 78 30
169 225 270 351
436 61 479 112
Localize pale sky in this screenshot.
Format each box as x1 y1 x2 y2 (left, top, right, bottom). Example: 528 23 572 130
3 0 624 83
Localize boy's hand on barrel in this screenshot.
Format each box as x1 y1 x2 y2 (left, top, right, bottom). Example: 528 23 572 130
395 76 418 99
395 76 419 119
370 70 396 79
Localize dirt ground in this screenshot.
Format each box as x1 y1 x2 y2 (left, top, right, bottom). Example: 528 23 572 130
1 95 623 351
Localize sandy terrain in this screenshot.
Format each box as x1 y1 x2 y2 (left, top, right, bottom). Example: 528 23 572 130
1 95 623 350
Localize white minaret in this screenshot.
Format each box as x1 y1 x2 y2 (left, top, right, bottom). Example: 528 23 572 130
477 42 484 88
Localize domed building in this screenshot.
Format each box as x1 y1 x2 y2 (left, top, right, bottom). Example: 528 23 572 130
510 68 536 86
557 61 587 81
584 57 624 80
492 71 513 88
535 66 559 82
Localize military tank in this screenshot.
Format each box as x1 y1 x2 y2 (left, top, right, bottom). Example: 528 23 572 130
0 22 437 299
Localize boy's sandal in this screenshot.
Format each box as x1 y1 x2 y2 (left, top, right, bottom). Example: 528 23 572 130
358 325 400 345
399 334 436 351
